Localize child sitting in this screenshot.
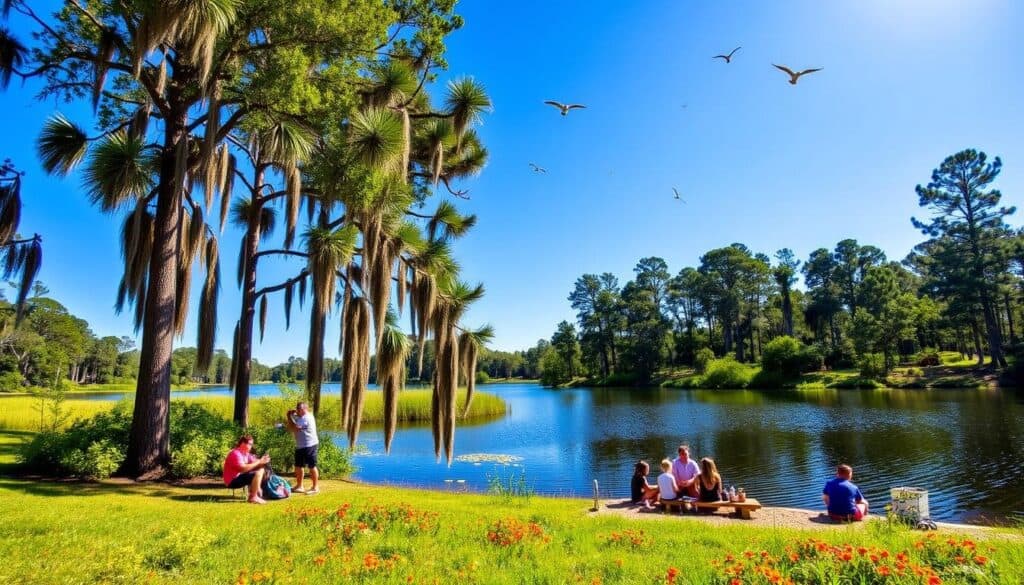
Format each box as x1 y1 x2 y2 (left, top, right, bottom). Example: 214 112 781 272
630 460 660 509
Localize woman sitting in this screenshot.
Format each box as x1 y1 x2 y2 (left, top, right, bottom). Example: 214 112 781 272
630 460 660 509
696 457 724 513
223 434 271 504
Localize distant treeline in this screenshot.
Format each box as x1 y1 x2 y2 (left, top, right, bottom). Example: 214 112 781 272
531 149 1024 386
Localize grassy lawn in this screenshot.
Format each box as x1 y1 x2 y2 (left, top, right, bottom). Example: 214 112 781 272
0 477 1019 584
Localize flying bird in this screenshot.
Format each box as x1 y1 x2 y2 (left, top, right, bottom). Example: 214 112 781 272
529 163 547 174
544 100 586 116
772 64 823 85
673 187 687 203
713 47 741 63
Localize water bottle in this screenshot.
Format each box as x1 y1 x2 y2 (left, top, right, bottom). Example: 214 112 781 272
728 485 736 501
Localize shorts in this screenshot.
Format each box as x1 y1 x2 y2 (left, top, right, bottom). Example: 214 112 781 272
295 445 319 468
227 471 257 489
829 508 865 522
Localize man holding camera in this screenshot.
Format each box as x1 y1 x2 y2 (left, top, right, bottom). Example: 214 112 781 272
285 401 320 495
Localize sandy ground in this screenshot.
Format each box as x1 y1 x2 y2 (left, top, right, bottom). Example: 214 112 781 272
591 499 1015 539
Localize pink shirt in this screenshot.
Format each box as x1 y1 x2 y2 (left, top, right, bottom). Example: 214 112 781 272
222 447 255 485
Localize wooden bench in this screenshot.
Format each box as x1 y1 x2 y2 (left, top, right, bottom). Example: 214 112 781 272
694 499 762 519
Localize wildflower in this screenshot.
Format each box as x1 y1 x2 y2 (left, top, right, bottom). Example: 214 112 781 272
974 555 988 565
840 552 853 562
857 546 868 556
313 556 326 567
928 576 942 585
876 566 891 577
666 567 679 585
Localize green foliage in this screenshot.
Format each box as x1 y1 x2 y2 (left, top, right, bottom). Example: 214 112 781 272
694 348 715 374
760 336 806 378
0 369 23 391
858 353 887 380
475 370 490 384
61 439 124 479
699 357 754 389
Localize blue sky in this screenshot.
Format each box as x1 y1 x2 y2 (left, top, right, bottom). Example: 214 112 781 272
2 0 1023 364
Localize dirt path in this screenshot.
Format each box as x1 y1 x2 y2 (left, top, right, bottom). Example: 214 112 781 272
592 499 1014 538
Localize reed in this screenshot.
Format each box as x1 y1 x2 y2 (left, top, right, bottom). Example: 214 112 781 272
0 390 507 432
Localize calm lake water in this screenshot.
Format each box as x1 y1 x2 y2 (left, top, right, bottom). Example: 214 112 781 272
58 382 1024 523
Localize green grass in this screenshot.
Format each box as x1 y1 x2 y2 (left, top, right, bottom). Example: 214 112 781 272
0 478 1019 584
0 390 508 433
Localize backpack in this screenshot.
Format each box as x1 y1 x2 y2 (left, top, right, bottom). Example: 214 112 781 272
262 466 291 500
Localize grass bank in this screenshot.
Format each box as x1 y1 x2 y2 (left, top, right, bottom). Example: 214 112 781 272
573 352 999 390
0 390 508 433
0 478 1019 584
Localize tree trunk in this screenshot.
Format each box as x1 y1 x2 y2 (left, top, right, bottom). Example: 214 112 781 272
125 107 185 479
970 319 985 366
979 288 1007 367
1004 293 1016 344
781 285 794 336
306 294 327 415
232 191 263 427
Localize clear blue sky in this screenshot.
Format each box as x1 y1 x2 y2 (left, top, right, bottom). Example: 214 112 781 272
2 0 1022 364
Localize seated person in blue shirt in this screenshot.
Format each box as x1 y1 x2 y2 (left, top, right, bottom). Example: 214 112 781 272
822 464 869 521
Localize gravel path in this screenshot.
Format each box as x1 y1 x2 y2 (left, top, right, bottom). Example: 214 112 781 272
592 500 1012 538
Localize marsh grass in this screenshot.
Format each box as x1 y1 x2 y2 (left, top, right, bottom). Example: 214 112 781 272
0 390 508 432
0 478 1019 584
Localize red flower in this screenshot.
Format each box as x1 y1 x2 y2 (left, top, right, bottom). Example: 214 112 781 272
974 555 989 565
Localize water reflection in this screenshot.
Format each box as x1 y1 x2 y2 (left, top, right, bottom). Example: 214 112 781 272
351 383 1024 523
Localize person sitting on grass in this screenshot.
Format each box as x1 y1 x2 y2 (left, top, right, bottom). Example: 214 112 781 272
630 460 660 509
656 458 680 503
223 434 271 505
822 463 869 522
696 457 725 513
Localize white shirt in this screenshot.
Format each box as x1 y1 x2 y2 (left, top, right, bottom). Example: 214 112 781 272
657 472 678 500
291 412 319 448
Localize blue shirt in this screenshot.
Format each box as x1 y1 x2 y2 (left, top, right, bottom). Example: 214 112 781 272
822 477 863 516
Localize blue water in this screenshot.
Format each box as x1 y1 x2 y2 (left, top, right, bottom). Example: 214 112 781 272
33 382 1024 522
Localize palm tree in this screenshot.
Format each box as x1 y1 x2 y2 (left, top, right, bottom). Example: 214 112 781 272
0 160 42 321
228 120 315 426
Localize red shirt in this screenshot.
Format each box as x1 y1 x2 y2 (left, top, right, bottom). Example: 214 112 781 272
223 447 255 485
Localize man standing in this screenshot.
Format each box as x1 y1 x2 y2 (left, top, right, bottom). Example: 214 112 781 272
822 464 868 522
285 401 320 495
671 444 700 499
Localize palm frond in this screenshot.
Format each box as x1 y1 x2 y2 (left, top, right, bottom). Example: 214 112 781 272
37 114 89 176
0 27 27 90
444 77 491 149
83 131 153 212
348 107 405 174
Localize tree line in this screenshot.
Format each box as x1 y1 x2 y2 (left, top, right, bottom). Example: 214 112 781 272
536 150 1021 385
1 0 494 474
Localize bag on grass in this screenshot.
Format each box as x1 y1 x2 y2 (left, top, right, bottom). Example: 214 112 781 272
262 465 291 500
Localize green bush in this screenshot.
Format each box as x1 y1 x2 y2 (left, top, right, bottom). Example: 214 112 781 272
0 370 24 392
700 357 753 389
760 336 806 378
915 349 941 367
694 348 715 374
858 353 887 380
60 439 125 479
748 369 790 389
475 370 491 384
170 439 218 479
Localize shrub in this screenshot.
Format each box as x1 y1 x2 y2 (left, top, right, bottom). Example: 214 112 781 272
915 349 941 367
475 370 491 384
700 357 753 389
694 348 715 374
748 369 790 389
760 336 806 378
858 353 887 380
170 439 218 479
60 439 125 479
824 340 856 369
0 370 24 392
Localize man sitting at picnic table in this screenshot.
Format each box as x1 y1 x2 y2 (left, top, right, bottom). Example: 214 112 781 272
822 464 869 522
671 444 700 499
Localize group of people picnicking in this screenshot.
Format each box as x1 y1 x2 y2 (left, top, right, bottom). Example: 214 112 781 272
221 402 321 505
631 444 870 522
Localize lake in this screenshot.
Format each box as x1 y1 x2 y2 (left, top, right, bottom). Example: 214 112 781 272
64 382 1024 523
